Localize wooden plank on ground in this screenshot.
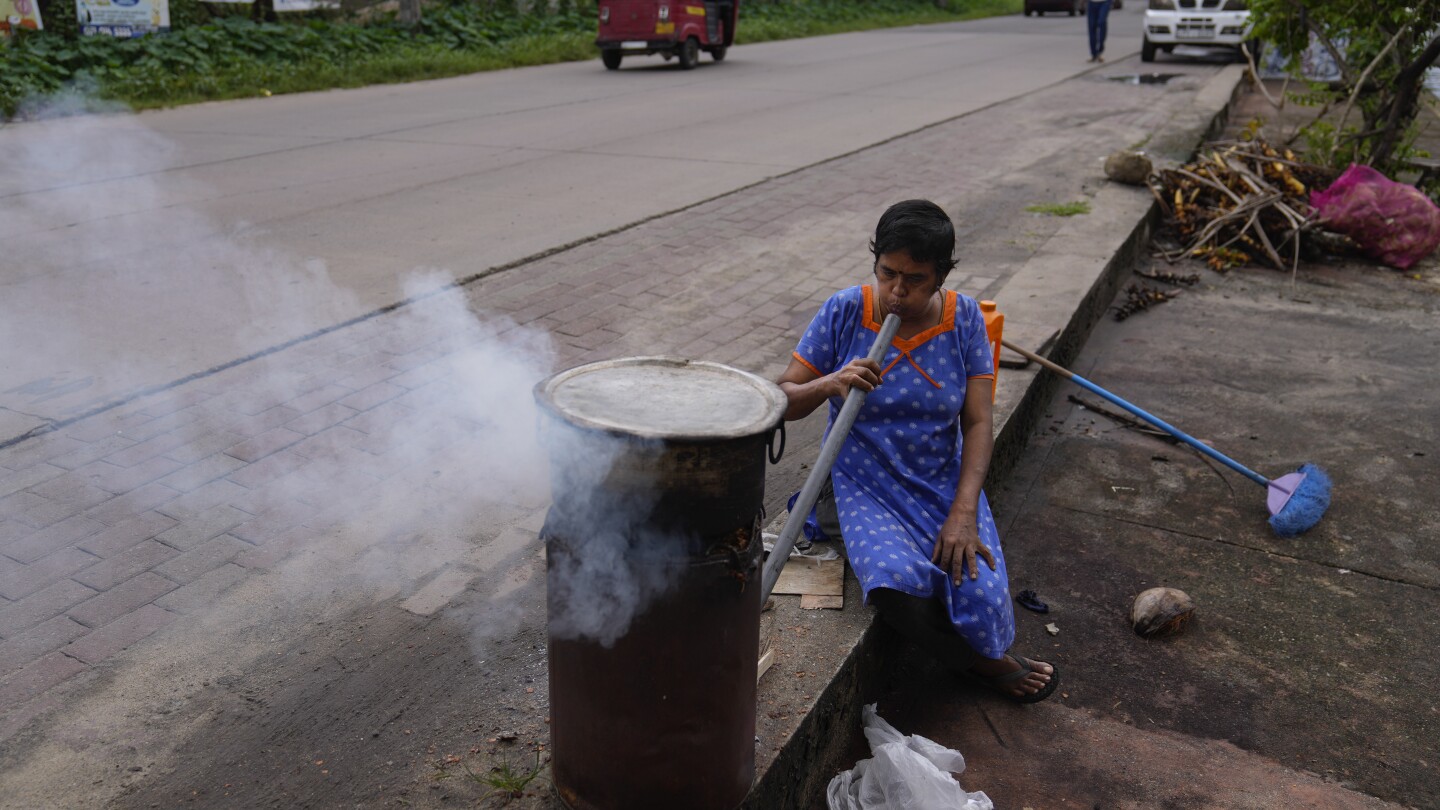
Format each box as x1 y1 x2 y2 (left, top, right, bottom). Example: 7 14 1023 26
800 594 844 610
771 558 843 596
756 645 776 683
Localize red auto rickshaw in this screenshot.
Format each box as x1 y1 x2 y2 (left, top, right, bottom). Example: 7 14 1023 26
596 0 737 70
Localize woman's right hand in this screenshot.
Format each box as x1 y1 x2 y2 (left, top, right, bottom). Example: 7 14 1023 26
778 355 883 421
829 358 882 398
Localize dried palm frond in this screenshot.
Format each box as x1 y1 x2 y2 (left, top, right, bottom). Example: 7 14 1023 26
1148 139 1347 274
1114 282 1180 321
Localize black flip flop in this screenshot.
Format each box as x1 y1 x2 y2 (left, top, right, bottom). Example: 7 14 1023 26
965 654 1059 704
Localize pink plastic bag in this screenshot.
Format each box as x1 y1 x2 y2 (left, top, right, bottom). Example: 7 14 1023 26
1311 164 1440 269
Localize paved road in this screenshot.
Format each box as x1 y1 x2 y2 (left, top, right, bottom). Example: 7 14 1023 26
0 10 1143 436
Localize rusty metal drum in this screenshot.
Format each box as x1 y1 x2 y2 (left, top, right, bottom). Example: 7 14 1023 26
534 357 787 810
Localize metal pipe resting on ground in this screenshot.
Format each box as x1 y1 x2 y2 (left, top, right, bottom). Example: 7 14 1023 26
760 313 901 601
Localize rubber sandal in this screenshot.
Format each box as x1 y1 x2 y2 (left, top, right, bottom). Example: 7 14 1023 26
964 654 1059 704
1015 589 1049 614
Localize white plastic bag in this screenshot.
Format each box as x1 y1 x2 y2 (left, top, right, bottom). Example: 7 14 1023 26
761 532 840 561
826 704 993 810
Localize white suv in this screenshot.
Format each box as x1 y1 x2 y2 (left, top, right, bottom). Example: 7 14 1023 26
1142 0 1253 62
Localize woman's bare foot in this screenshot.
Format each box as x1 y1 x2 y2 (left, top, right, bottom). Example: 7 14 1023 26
969 654 1055 700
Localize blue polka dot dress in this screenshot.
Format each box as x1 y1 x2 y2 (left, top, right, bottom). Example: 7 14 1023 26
792 284 1016 660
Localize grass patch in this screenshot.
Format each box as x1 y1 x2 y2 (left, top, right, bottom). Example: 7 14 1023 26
1025 200 1091 216
3 0 1022 118
433 749 548 806
468 750 546 800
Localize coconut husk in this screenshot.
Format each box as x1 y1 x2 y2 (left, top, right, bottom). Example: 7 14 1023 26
1106 150 1153 186
1130 586 1196 638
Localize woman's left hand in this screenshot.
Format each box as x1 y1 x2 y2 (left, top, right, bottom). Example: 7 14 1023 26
932 511 996 586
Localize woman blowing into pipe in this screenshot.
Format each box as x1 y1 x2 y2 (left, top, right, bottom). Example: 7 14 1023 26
778 199 1057 702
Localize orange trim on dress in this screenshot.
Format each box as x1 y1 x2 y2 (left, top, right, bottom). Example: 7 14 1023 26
968 373 996 382
861 286 956 349
862 285 879 334
896 290 956 352
792 352 824 378
865 286 957 389
881 354 942 388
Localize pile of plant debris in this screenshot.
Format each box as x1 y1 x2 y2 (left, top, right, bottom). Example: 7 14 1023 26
1147 139 1351 273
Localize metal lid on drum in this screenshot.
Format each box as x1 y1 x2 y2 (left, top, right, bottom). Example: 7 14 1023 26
536 357 788 441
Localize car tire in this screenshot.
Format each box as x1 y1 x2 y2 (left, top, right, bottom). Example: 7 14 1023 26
1141 35 1156 62
1023 7 1032 15
677 37 699 70
602 49 622 70
1068 6 1076 15
711 46 727 62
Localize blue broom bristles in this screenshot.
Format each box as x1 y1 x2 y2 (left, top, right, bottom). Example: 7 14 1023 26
1268 463 1332 537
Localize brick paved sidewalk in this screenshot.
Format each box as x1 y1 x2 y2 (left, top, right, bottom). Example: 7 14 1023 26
0 62 1222 742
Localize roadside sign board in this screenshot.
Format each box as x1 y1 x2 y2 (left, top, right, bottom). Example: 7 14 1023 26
1 0 43 34
77 0 169 37
185 0 339 8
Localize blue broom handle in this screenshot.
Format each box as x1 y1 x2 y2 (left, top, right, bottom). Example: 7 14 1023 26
1001 340 1269 488
761 313 902 601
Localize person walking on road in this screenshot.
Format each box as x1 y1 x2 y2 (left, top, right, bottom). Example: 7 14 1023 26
1087 0 1112 63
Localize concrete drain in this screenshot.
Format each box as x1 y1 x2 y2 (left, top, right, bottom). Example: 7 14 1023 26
1105 73 1185 85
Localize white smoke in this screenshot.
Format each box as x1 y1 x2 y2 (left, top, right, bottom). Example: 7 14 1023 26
536 430 683 648
0 99 541 625
545 528 681 648
0 106 364 421
1 95 689 657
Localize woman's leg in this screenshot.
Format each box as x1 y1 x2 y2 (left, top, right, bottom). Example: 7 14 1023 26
814 477 843 541
871 588 1054 698
870 588 983 673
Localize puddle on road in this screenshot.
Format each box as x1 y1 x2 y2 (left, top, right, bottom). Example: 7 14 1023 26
1105 73 1186 85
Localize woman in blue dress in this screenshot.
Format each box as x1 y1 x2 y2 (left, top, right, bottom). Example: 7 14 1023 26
778 200 1057 702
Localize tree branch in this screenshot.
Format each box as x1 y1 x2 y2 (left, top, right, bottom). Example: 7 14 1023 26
1242 41 1288 110
1336 22 1409 145
1371 31 1440 167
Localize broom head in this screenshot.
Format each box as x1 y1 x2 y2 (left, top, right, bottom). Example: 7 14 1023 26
1267 464 1332 537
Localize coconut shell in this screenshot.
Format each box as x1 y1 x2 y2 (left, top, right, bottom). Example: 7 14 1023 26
1130 587 1195 638
1105 150 1154 186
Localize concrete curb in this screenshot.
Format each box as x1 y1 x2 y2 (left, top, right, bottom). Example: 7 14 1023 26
744 63 1249 809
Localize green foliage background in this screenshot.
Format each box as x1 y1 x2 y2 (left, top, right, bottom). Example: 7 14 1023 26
1 0 1019 119
1245 0 1440 173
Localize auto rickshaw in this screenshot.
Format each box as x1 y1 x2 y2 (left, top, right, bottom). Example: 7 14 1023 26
596 0 737 70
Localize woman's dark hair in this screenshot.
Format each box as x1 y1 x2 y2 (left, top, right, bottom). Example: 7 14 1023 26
869 199 958 282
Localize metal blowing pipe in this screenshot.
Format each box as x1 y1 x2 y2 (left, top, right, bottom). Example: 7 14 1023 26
761 313 901 601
